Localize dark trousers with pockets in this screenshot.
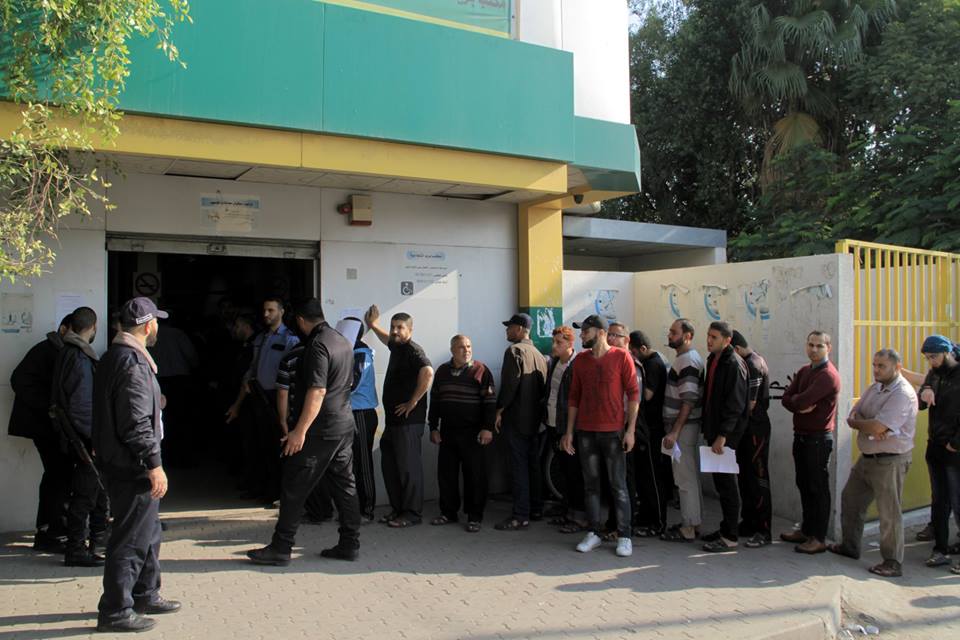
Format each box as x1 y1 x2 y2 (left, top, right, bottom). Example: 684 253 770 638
927 446 960 554
253 390 281 501
737 419 772 537
579 430 632 538
352 408 379 518
507 428 545 520
33 435 70 534
66 459 109 553
437 427 488 522
380 423 425 520
98 472 161 622
712 470 742 541
271 433 361 554
793 433 834 542
633 440 669 532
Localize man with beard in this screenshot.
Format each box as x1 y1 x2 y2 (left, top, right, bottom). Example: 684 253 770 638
52 307 110 567
660 319 705 543
93 298 180 633
365 305 434 528
9 313 73 552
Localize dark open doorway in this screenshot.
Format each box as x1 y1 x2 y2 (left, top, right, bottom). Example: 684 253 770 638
107 250 315 511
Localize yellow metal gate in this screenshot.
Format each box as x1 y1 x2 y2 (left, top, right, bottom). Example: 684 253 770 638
836 239 960 510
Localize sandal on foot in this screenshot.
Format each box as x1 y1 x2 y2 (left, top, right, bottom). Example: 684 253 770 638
660 526 695 543
430 515 457 526
465 521 481 533
388 517 421 528
951 563 960 575
703 538 738 553
558 521 587 534
378 512 399 524
632 526 662 538
869 560 902 577
494 517 529 531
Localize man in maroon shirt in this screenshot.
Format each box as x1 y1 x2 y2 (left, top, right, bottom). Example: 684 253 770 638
561 315 640 557
780 330 842 554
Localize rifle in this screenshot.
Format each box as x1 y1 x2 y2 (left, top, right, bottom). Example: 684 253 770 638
49 403 106 494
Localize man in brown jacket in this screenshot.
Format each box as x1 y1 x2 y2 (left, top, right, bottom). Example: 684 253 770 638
495 313 548 530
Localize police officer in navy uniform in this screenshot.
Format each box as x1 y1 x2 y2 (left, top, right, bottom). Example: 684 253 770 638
93 298 181 633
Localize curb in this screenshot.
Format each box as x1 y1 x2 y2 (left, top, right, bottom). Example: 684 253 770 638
748 578 844 640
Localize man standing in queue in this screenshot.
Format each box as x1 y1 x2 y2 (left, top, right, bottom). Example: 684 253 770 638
247 299 361 565
365 304 434 528
93 297 179 633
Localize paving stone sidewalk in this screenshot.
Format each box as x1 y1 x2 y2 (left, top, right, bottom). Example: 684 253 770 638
2 493 959 640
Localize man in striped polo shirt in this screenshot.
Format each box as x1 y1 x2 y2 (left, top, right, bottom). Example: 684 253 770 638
660 318 705 543
428 335 496 532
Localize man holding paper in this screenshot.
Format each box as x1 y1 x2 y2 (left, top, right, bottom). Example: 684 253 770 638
699 321 749 552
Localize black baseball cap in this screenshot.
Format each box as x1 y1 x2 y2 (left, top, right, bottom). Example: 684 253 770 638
731 330 748 349
573 315 608 331
502 313 532 329
119 297 168 326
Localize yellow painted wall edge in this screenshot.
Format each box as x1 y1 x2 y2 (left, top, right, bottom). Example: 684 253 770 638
320 0 510 38
0 103 567 196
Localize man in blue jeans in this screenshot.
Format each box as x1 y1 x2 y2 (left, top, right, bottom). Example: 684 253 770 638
495 313 548 531
561 315 640 558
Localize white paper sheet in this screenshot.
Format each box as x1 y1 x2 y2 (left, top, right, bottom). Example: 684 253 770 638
698 446 740 474
335 317 363 346
661 441 681 461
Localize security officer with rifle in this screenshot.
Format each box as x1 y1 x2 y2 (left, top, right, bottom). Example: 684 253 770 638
51 307 109 567
93 297 181 633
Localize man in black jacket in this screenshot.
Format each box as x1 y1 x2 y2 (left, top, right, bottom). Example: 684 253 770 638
93 297 180 633
52 307 109 567
918 335 960 575
495 313 548 531
699 321 749 552
8 314 73 552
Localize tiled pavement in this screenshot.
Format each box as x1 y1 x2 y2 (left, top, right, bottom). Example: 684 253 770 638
2 476 959 640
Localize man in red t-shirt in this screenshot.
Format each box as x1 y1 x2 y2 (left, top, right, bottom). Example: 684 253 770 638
561 315 640 557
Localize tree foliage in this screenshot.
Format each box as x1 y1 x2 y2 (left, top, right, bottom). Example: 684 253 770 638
0 0 190 281
613 0 960 260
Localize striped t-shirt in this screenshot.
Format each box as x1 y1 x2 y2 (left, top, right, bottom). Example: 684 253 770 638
663 349 704 425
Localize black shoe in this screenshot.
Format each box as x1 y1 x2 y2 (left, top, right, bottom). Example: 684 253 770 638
700 529 723 543
33 531 66 554
319 545 359 561
246 546 290 566
133 597 181 615
96 612 156 633
64 550 105 567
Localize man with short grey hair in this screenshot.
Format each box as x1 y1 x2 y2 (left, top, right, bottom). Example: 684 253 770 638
828 348 917 578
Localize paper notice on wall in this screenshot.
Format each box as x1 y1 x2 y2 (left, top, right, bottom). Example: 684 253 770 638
201 193 260 233
1 293 34 334
55 292 86 329
400 248 458 301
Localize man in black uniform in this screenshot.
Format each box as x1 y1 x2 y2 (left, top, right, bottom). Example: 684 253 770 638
247 298 362 565
52 307 110 566
8 314 73 552
93 297 180 633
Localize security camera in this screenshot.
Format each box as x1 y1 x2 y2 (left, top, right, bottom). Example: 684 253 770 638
573 194 584 204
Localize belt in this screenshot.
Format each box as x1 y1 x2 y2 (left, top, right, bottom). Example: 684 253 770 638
862 452 901 459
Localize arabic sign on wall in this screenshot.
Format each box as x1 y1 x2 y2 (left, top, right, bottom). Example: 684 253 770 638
201 193 260 233
356 0 511 34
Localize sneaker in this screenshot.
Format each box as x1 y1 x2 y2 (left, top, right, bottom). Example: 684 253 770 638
915 523 934 541
246 545 291 566
744 533 772 548
925 551 950 567
576 532 602 553
96 612 157 633
615 537 633 557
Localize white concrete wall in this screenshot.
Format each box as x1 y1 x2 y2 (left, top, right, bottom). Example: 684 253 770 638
517 0 632 124
0 174 519 531
632 254 855 533
562 270 636 348
0 221 108 533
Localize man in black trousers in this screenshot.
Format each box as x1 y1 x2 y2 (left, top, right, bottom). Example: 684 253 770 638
93 297 180 633
247 298 362 565
699 321 750 553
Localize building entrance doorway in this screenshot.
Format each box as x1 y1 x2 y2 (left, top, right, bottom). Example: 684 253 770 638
107 238 316 512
